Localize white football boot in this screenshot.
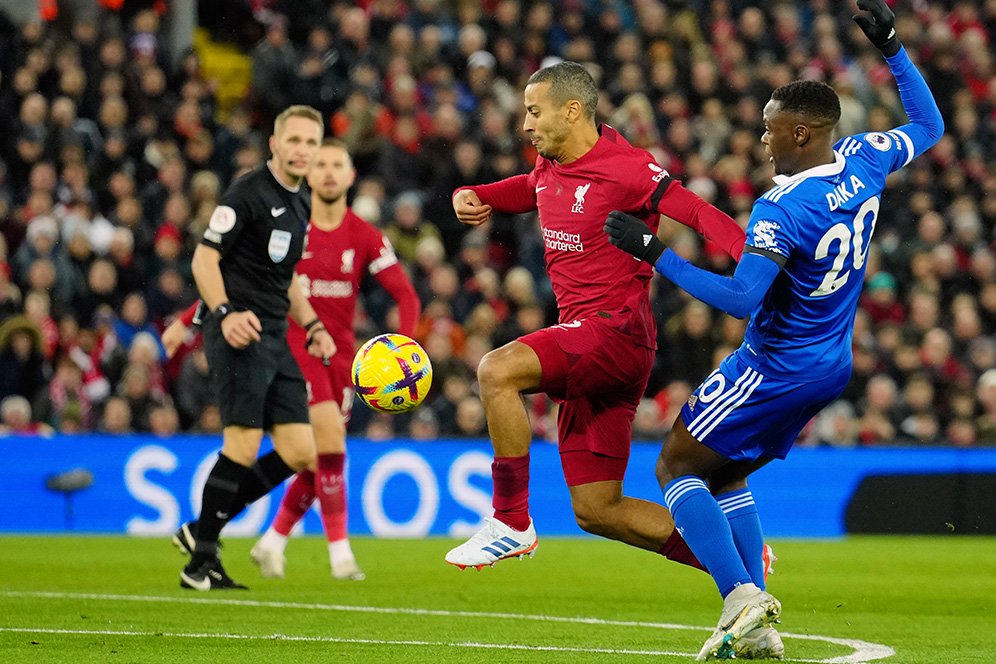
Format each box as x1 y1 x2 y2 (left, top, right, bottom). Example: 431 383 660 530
444 517 538 570
249 540 286 579
696 583 782 661
735 625 785 660
762 544 777 580
332 557 366 581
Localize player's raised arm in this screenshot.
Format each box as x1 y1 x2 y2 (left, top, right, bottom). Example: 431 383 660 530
453 173 536 225
604 210 780 319
650 177 746 261
853 0 943 161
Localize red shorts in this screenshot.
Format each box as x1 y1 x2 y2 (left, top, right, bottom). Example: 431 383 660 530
518 313 654 486
291 345 354 420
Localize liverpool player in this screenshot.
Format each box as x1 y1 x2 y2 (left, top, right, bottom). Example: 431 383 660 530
445 61 747 574
166 139 420 580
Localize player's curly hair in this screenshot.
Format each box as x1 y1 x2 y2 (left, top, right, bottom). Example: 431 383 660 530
771 80 841 128
527 61 598 119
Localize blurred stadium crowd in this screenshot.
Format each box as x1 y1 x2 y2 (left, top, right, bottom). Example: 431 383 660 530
0 0 994 447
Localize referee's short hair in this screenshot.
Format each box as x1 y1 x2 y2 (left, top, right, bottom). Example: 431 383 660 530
771 80 841 128
527 61 598 120
273 105 324 137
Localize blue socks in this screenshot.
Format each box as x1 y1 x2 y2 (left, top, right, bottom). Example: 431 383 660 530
664 475 752 597
717 488 766 590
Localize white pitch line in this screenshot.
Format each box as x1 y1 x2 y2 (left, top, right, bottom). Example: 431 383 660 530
0 591 895 663
0 628 690 658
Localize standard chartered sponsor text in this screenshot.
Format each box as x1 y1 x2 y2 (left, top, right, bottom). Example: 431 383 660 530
310 279 353 298
543 227 584 253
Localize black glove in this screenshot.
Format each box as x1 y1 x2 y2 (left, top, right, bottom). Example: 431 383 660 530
852 0 901 57
603 210 666 265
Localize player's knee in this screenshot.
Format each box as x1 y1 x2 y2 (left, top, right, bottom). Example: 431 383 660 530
657 436 694 484
477 350 512 395
280 446 312 471
573 510 606 536
272 426 316 470
572 501 614 536
655 451 675 488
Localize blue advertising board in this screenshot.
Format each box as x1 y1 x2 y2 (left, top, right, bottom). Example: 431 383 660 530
1 435 995 537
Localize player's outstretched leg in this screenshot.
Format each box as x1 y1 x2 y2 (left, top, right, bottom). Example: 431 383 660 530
696 583 782 661
445 453 536 570
444 517 538 570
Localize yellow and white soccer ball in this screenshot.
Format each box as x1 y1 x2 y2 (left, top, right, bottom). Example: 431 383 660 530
351 333 433 413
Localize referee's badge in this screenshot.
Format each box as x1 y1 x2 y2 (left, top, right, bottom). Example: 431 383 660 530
208 205 237 234
268 229 292 262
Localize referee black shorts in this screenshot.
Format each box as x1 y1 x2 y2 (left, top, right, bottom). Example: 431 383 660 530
203 316 310 429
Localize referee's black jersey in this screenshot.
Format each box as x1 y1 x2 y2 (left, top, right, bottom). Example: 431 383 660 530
200 163 311 323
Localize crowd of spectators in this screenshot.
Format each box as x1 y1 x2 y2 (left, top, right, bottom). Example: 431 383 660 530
0 0 994 448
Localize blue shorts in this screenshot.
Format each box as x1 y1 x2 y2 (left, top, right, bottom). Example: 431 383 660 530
679 351 849 462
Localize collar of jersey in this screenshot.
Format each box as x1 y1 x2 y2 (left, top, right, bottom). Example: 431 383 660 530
266 160 301 192
771 151 845 186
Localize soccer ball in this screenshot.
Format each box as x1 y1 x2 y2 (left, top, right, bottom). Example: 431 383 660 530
351 333 433 413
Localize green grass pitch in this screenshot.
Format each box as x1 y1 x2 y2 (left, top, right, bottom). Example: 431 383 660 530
1 535 993 663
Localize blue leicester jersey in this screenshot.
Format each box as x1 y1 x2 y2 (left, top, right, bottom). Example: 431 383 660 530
648 48 941 383
741 127 926 380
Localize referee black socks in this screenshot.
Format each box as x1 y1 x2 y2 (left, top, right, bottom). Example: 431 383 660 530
195 453 250 558
226 450 295 519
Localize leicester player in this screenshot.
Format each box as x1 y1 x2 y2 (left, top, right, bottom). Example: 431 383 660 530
604 1 943 658
446 61 747 575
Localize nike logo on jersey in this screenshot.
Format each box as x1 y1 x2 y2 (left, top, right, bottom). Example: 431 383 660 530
271 207 287 217
557 320 582 329
535 186 548 193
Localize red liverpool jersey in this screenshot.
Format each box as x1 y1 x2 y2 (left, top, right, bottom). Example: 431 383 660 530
288 209 401 353
524 128 665 347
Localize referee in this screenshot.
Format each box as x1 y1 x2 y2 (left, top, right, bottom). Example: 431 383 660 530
180 105 335 590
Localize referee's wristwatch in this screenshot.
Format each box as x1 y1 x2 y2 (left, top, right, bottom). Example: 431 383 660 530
214 302 234 320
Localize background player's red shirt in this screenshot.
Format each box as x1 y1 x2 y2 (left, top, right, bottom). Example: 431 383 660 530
287 209 419 356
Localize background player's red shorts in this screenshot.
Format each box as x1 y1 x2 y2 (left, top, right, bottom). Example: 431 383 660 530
518 313 654 486
291 346 354 420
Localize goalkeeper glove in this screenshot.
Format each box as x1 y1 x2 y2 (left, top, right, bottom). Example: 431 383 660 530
852 0 901 57
603 210 666 265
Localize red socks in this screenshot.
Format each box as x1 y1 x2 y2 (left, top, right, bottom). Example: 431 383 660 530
492 455 531 531
316 453 347 542
658 529 707 572
270 454 348 542
272 469 316 536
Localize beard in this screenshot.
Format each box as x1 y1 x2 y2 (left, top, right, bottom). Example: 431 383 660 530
315 191 345 205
